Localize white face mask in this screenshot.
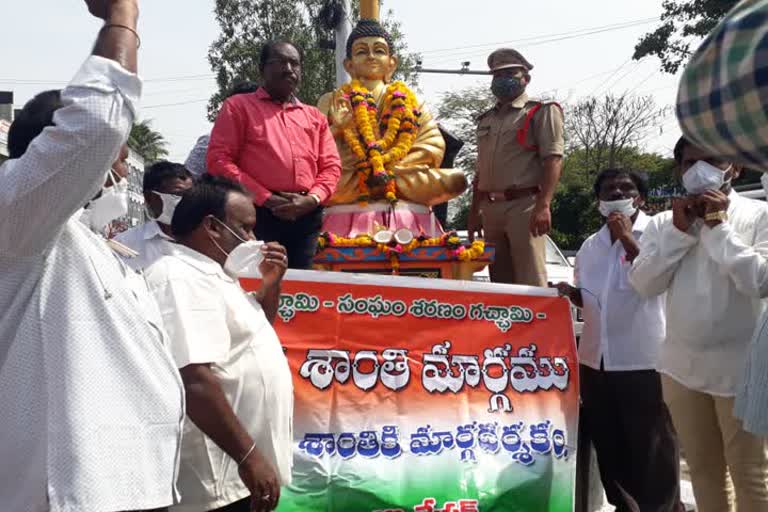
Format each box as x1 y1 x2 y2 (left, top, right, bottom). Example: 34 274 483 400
224 240 265 278
89 169 129 232
683 161 732 195
151 191 183 225
598 198 637 218
208 216 264 277
761 173 768 198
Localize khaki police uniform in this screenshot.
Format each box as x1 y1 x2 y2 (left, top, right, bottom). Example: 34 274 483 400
476 92 564 287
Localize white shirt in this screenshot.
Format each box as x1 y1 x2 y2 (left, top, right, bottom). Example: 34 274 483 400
576 211 666 371
146 245 294 512
0 56 185 512
630 191 768 396
115 219 177 270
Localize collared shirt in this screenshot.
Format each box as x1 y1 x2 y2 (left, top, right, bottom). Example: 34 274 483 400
629 191 768 396
146 245 294 512
475 92 564 192
207 87 341 206
575 211 666 371
115 220 178 271
0 56 185 512
676 0 768 171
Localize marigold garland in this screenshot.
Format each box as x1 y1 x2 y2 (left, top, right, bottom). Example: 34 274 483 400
317 231 486 272
338 80 420 206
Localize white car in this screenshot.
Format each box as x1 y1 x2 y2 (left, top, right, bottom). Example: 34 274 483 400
456 231 583 337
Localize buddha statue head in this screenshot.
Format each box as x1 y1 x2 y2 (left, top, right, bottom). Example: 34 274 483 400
344 19 398 83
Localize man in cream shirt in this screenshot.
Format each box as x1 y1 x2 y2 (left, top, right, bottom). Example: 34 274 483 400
146 176 293 512
0 1 184 511
630 137 768 512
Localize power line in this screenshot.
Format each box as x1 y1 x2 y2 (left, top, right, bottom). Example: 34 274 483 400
425 19 657 67
143 98 210 109
416 17 658 56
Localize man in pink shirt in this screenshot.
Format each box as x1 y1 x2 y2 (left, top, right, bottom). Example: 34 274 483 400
207 41 341 269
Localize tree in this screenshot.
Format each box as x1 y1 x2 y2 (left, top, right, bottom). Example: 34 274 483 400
565 93 669 180
434 87 496 230
633 0 738 74
129 120 169 163
207 0 420 121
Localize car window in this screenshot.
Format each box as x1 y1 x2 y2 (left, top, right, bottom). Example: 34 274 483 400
545 238 568 266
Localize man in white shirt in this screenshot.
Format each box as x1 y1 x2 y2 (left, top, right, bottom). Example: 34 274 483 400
146 176 292 512
630 137 768 512
0 2 185 511
115 160 193 270
556 169 681 512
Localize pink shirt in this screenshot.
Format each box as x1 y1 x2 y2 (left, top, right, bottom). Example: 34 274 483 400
207 88 341 206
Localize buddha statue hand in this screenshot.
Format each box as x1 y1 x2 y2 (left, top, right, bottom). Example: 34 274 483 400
329 91 355 130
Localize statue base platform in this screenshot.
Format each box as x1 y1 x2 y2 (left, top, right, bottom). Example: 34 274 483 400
313 244 494 280
322 201 443 238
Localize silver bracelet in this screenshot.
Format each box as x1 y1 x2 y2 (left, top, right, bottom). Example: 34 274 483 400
238 442 257 466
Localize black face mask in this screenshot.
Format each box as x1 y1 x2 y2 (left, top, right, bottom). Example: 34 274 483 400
491 76 524 100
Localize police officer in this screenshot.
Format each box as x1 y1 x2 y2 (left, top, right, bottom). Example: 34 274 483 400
468 48 565 287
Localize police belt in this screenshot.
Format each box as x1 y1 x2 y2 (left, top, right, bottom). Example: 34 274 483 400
479 185 541 203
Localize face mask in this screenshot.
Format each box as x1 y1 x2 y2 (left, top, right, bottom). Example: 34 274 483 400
89 169 129 232
761 173 768 198
598 198 637 218
224 240 265 278
491 76 524 100
207 216 264 277
151 191 183 225
682 161 732 195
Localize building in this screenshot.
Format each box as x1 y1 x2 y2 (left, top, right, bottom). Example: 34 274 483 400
0 119 9 163
109 147 146 235
0 91 13 163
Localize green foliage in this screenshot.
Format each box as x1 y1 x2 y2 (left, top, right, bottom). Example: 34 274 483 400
129 120 169 163
434 86 496 230
634 0 738 73
206 0 420 121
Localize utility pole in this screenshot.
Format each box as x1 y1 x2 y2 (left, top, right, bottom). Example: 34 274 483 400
412 62 489 76
335 0 352 87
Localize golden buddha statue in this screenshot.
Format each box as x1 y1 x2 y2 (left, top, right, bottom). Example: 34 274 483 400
318 4 467 236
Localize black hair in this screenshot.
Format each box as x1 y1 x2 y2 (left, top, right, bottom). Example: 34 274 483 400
8 90 63 158
259 41 303 72
142 160 192 193
346 19 394 59
673 136 691 165
593 168 649 200
171 174 251 239
227 80 259 99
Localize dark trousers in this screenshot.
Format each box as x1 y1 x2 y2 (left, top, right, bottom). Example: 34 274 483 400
580 365 683 512
209 497 250 511
255 206 323 270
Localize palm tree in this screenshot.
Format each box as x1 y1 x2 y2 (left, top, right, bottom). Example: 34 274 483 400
129 119 169 163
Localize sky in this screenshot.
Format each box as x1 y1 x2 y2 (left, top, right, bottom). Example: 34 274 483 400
1 1 685 163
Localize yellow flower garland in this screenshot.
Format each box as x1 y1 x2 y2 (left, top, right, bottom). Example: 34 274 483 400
338 80 420 205
317 232 487 272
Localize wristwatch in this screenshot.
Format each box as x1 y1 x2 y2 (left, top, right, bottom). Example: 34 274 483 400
704 210 728 223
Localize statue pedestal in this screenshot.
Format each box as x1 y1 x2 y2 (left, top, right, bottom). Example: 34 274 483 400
313 244 494 280
322 201 444 238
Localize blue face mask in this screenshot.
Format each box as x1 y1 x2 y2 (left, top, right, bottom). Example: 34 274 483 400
491 76 524 100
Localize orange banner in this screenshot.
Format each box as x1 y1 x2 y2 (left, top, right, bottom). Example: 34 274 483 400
242 271 579 512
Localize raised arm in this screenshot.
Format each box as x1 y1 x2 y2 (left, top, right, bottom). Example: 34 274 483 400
700 206 768 298
629 213 696 298
0 0 141 256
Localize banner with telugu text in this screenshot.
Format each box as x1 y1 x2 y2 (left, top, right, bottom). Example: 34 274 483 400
241 271 579 512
